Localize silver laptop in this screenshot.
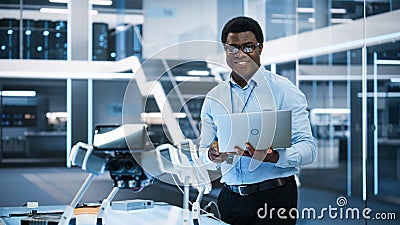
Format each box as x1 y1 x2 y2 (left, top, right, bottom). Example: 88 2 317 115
216 110 292 153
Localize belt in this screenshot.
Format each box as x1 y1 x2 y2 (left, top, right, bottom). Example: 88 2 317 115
224 175 294 196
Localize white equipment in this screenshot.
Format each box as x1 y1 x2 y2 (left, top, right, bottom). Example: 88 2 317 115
155 139 212 225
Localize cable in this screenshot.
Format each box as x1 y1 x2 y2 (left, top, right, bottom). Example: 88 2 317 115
203 201 221 219
131 186 144 193
171 175 224 224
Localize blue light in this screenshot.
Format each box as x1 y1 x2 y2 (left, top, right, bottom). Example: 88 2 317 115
37 46 43 52
7 29 13 35
25 30 32 36
56 33 61 38
110 52 116 58
43 30 50 36
1 45 6 50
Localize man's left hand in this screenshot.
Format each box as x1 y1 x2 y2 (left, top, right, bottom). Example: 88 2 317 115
234 143 279 163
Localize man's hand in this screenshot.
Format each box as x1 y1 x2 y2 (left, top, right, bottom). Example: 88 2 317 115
234 143 279 163
208 141 230 163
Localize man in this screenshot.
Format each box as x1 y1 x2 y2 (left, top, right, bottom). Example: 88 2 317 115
199 16 316 225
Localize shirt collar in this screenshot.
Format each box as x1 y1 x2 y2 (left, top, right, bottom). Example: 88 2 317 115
228 68 264 89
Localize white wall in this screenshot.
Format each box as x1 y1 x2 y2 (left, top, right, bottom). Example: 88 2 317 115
142 0 218 59
93 80 142 127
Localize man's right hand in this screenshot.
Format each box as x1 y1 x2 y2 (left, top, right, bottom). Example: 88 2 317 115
208 141 229 163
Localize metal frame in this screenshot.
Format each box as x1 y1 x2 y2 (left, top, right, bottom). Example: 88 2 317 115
372 56 400 196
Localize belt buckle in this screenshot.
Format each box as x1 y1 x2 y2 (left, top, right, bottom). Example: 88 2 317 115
238 185 249 196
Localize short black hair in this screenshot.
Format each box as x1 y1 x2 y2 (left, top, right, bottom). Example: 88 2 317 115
221 16 264 44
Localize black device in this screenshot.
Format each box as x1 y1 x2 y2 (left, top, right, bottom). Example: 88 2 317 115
91 124 153 190
21 214 61 225
106 152 152 190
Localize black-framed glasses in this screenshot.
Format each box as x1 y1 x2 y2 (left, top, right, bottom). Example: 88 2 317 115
224 43 260 54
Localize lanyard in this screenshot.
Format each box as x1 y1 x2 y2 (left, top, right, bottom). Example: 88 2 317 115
230 82 256 113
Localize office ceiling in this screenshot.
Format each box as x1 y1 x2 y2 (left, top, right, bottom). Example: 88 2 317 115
0 0 398 63
0 0 396 12
0 0 142 11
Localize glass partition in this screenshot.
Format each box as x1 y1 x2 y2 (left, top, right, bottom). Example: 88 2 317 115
297 51 355 196
0 78 67 165
258 0 400 218
367 43 400 203
290 0 400 218
263 0 400 41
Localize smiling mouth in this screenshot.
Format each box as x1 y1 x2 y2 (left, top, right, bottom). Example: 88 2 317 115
236 61 249 66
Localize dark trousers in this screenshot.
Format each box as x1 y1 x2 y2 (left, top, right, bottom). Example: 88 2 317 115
217 176 298 225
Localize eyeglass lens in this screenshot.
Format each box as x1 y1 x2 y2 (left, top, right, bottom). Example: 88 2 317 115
225 43 259 54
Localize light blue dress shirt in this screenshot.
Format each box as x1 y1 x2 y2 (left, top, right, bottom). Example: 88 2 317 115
199 66 316 185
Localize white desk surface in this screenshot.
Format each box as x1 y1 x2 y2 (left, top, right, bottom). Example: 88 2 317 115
106 203 227 225
0 203 229 225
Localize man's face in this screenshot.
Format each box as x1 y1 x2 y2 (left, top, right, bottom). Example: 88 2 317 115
225 31 263 81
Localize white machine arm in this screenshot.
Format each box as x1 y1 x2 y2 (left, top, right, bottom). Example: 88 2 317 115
155 139 212 225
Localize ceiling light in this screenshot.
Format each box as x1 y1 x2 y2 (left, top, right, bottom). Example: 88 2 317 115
187 70 210 76
296 7 315 13
141 112 186 119
0 90 37 97
89 0 112 6
49 0 112 5
308 18 316 23
40 8 98 15
270 19 295 24
331 18 353 24
271 19 285 24
40 8 69 14
330 8 347 14
46 112 68 119
90 10 98 15
49 0 68 3
271 14 296 19
297 7 347 14
311 108 350 115
175 76 201 82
